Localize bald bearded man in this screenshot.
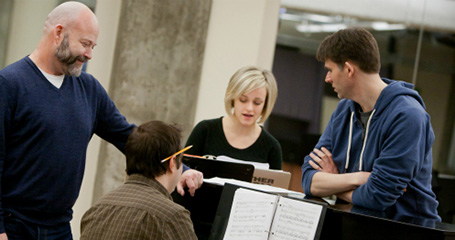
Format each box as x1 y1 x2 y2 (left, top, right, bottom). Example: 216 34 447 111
0 2 202 239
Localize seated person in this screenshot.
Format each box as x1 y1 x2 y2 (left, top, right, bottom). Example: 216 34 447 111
301 28 440 221
185 66 282 169
80 120 198 239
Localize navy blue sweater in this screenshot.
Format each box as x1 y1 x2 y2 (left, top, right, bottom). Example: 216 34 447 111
0 57 135 232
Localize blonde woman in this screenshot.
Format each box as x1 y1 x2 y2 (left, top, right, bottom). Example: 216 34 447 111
185 66 282 169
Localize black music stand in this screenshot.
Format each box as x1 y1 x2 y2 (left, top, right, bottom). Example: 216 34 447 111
172 155 255 239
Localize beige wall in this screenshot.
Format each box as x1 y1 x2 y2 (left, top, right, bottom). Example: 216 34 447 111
320 96 339 133
5 0 55 65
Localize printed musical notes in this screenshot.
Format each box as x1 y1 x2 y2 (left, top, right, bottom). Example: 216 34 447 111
223 188 278 240
223 188 325 240
269 197 323 240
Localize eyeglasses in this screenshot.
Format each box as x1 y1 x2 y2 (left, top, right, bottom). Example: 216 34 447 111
160 145 193 163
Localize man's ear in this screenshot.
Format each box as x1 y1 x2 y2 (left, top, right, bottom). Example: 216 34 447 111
345 61 355 77
168 155 176 173
53 24 64 45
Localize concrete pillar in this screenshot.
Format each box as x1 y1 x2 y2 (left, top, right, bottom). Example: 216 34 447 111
92 0 213 201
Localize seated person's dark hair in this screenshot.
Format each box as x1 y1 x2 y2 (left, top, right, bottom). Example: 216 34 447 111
125 120 182 178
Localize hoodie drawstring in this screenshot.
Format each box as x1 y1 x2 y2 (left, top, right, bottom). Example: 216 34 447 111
359 109 376 171
345 109 376 172
345 112 355 173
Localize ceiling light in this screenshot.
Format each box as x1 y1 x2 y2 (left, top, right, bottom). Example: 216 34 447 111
296 23 347 33
371 22 406 31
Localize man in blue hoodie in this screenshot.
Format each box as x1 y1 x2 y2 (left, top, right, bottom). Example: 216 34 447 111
301 28 440 221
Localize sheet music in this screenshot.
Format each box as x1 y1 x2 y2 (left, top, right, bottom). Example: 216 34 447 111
269 197 323 240
223 188 278 240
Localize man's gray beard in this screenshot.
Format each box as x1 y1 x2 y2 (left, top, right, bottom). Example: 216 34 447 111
55 34 84 77
64 62 83 77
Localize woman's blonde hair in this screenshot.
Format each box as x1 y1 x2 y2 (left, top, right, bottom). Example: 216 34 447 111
224 66 278 123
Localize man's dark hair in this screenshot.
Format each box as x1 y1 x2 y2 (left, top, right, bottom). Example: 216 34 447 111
316 28 381 73
125 120 182 178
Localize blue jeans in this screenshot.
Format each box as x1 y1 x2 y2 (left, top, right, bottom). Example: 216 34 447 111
4 213 72 240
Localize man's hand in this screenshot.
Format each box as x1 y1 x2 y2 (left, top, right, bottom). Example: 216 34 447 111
0 233 8 240
309 147 339 174
177 169 203 197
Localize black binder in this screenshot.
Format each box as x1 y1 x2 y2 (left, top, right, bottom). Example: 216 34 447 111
182 155 255 182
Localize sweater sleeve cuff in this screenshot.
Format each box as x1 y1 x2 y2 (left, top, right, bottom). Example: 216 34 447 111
302 169 317 196
182 163 190 172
